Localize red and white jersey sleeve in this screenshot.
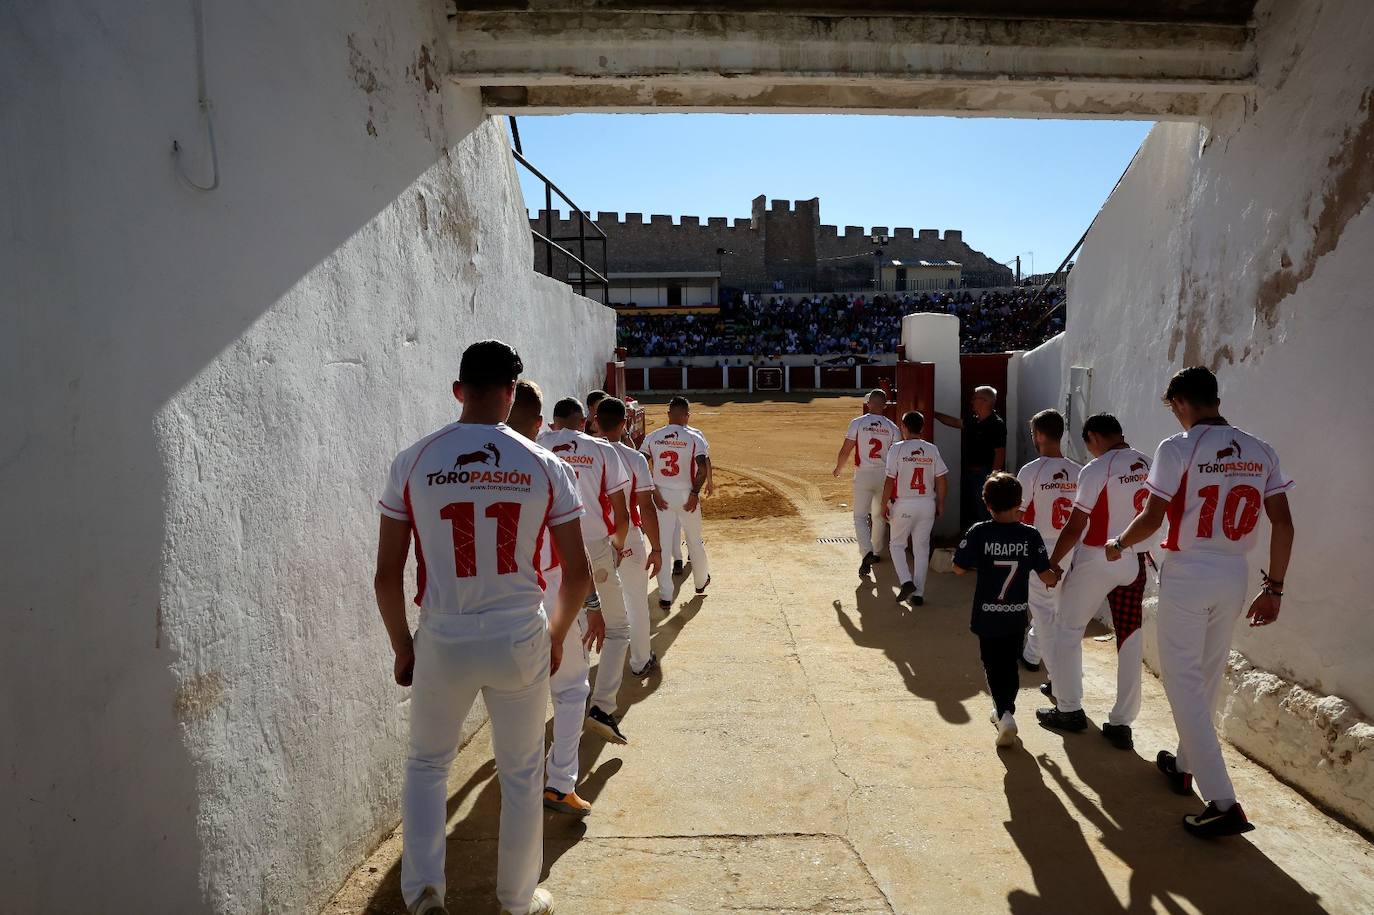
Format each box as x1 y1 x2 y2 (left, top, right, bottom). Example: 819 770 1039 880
1146 424 1293 555
1016 456 1082 546
885 439 948 503
377 422 582 615
537 461 580 574
1073 447 1152 548
640 423 704 491
847 414 901 472
540 428 629 542
613 440 655 529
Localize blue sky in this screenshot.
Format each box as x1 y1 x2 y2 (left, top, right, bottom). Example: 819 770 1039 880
510 114 1153 276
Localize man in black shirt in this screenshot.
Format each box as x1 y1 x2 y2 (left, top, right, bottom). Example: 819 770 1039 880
954 472 1055 749
935 386 1007 529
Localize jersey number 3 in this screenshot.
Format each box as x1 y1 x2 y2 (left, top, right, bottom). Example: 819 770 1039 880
441 501 520 577
660 450 680 477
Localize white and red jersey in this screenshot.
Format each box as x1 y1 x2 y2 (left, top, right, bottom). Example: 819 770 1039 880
884 438 948 503
538 427 629 542
612 440 655 528
537 461 580 576
1016 456 1083 548
378 422 582 614
1073 446 1153 548
640 423 709 492
846 413 901 473
1146 423 1293 556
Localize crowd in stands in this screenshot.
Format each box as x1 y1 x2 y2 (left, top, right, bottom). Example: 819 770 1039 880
615 288 1066 359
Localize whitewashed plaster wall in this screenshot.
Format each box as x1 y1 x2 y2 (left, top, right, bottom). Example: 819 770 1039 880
1058 0 1374 831
901 313 962 540
1013 333 1066 464
0 1 614 912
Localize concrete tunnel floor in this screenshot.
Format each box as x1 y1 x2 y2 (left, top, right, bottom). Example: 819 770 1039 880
325 395 1374 914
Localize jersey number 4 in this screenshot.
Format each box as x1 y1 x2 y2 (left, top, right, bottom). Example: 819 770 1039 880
908 466 926 494
440 501 520 577
1196 484 1261 541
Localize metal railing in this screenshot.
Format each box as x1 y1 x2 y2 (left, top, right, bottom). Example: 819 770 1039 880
509 118 608 304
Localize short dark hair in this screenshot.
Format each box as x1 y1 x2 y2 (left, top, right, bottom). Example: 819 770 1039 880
1030 409 1065 441
982 471 1022 513
552 397 584 420
1163 366 1220 408
458 340 522 390
596 396 627 429
902 410 925 434
586 389 607 410
512 380 542 414
867 389 887 401
1081 413 1123 441
668 396 690 411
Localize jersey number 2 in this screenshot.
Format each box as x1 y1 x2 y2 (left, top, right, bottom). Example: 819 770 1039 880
1196 484 1261 541
440 501 520 577
868 439 884 460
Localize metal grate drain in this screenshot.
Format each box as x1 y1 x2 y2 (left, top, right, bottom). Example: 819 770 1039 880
817 536 858 545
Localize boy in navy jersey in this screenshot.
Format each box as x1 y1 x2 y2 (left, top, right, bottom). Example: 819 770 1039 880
954 472 1056 748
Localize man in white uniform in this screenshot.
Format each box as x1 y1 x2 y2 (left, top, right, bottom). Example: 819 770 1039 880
881 411 948 606
670 422 714 575
506 381 603 819
1014 409 1081 676
539 399 635 745
1109 367 1294 837
1038 413 1152 746
641 397 712 609
374 341 588 915
833 389 901 576
596 396 664 677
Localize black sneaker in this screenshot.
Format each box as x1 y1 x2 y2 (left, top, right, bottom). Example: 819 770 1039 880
1156 751 1194 796
870 552 883 564
631 652 658 677
896 581 916 603
1039 680 1055 699
1183 801 1255 838
1101 723 1134 750
1019 655 1042 673
858 552 876 577
586 706 628 744
1036 707 1088 732
672 560 684 576
911 595 924 607
694 575 711 595
658 598 672 611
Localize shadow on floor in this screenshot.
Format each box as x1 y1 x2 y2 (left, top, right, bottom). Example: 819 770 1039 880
361 572 707 914
1002 728 1328 914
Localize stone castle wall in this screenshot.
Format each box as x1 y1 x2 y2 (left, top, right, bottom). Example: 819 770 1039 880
531 194 1012 293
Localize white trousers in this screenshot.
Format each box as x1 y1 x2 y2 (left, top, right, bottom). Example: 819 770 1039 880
888 499 936 593
619 527 654 671
402 608 549 914
852 468 888 556
1022 572 1059 671
1157 553 1249 804
1050 547 1142 723
655 489 709 599
586 536 631 715
541 566 591 796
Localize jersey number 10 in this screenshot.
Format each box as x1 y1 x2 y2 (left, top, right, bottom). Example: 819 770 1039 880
1196 484 1262 541
440 501 520 577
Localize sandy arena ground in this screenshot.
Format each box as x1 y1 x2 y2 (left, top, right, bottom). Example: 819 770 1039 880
326 395 1374 914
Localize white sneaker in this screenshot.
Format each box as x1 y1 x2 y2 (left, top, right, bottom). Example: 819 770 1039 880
502 887 555 915
995 712 1019 748
410 886 448 915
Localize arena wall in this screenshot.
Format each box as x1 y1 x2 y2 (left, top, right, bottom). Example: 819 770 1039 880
1057 0 1374 832
0 3 614 912
901 314 963 541
1014 333 1066 466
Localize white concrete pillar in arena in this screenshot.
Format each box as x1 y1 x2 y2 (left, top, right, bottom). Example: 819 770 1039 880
902 313 961 540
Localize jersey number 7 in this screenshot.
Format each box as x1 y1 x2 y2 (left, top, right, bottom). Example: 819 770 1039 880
440 501 520 577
